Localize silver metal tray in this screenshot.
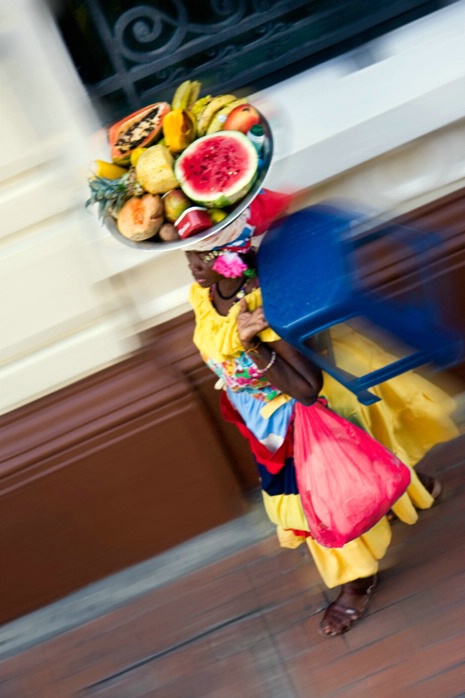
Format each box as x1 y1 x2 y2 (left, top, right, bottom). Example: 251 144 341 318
104 113 273 251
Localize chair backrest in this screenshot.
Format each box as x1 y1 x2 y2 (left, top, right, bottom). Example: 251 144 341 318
257 202 463 403
257 205 360 341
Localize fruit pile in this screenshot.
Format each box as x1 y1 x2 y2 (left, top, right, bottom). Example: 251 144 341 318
86 80 266 244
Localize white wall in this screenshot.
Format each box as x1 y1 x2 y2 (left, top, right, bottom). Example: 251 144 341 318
1 0 464 414
0 0 141 413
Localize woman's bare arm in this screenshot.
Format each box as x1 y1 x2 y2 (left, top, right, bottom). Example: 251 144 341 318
237 298 322 405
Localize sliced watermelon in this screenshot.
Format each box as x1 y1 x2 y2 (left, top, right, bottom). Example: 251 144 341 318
174 131 258 208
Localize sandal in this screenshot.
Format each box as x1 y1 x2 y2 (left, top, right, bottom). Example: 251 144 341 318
318 574 378 637
387 471 442 524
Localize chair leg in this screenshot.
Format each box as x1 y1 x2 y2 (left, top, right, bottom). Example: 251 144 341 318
297 342 381 406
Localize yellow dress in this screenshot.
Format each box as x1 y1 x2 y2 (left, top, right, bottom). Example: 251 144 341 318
278 324 459 586
189 283 459 587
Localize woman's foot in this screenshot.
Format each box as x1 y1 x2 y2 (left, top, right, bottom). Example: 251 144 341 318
318 574 378 637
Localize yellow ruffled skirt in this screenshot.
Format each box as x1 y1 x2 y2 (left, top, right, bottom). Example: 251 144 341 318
267 324 459 588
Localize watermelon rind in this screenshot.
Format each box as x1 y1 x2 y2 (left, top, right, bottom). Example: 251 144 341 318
174 131 258 209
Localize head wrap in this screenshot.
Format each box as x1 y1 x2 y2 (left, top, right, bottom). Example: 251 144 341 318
182 189 293 253
183 209 253 253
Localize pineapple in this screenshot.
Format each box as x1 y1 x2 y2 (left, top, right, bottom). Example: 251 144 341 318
135 144 179 194
86 168 144 221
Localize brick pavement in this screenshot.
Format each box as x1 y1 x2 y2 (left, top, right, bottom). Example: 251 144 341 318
0 436 464 698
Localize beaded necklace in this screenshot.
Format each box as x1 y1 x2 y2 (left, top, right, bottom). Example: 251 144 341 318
215 277 247 300
209 267 257 309
210 284 247 308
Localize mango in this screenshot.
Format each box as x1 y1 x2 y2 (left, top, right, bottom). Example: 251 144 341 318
163 109 196 154
163 189 193 223
94 160 127 180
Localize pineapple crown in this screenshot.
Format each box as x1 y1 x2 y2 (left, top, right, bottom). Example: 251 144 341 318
86 171 144 222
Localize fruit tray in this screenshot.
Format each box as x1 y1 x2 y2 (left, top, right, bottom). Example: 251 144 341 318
103 114 273 251
86 81 273 252
105 115 272 251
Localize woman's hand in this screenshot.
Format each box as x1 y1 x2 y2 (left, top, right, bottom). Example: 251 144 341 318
237 298 269 349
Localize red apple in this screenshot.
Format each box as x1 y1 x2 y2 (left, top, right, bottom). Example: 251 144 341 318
223 104 260 134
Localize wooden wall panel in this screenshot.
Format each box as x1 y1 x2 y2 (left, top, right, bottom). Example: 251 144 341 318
143 317 260 493
0 351 245 625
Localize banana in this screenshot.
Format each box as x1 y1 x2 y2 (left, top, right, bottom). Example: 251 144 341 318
171 80 202 110
186 81 201 108
206 98 249 134
196 95 238 136
94 160 128 179
171 80 191 110
189 95 213 121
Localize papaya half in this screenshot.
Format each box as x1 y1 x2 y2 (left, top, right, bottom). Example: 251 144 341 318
109 102 171 165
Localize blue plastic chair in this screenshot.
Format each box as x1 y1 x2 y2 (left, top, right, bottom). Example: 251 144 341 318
258 203 463 405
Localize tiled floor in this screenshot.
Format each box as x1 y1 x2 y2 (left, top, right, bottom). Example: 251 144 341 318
1 436 465 697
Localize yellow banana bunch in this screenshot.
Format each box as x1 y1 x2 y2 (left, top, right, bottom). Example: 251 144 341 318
171 80 201 110
195 94 239 136
189 95 213 121
206 98 248 134
170 81 249 139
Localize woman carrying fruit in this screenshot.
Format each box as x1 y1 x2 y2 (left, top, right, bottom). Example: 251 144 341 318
185 189 457 637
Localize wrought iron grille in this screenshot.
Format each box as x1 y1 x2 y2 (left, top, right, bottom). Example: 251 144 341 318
54 0 446 125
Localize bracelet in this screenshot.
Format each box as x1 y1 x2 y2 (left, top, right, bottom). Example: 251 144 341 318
254 350 277 375
245 340 261 355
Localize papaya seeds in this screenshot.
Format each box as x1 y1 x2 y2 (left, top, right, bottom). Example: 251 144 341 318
109 102 171 165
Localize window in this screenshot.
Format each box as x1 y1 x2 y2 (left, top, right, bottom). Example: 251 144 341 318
53 0 447 125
